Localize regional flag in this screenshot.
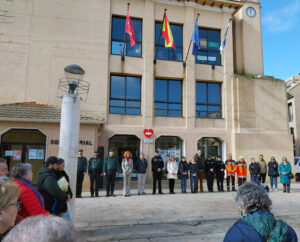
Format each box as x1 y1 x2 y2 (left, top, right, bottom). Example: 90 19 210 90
125 5 135 47
161 12 176 49
219 18 232 55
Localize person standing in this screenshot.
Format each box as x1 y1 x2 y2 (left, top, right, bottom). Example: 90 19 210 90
268 157 279 191
236 156 247 187
194 150 204 193
279 157 292 193
103 151 119 197
136 153 148 195
249 158 260 183
225 154 236 191
167 156 178 194
215 156 225 192
151 151 164 195
257 154 267 183
178 156 189 193
189 157 198 193
0 158 10 182
37 156 70 215
88 151 102 197
205 155 216 192
76 149 87 198
122 151 133 197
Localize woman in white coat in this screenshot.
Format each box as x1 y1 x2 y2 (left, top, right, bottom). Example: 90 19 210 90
167 155 178 194
122 151 133 197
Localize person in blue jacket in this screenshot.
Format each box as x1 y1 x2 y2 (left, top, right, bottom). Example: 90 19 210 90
224 182 297 242
279 157 292 193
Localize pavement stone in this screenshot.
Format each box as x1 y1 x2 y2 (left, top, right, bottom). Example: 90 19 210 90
75 182 300 241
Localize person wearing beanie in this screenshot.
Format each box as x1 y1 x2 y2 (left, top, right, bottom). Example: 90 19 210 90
37 156 70 215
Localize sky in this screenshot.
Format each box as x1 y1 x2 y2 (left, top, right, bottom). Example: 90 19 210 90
261 0 300 81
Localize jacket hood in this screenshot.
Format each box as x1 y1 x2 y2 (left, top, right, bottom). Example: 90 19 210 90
38 166 52 175
243 212 288 242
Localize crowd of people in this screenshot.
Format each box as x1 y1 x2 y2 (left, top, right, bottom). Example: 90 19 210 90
75 150 295 198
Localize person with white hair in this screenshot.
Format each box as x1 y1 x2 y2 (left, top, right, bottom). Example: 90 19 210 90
236 156 247 187
12 163 49 220
3 215 82 242
224 182 297 241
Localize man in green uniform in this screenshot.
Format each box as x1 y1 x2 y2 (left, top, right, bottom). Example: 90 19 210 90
76 149 87 198
103 151 119 197
88 151 103 197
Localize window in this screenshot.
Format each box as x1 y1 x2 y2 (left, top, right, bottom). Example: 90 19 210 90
195 28 221 65
196 82 221 119
288 103 293 122
155 22 183 61
109 75 141 115
111 16 142 57
155 79 182 117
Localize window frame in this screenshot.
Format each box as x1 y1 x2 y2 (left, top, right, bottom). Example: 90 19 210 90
111 15 143 58
195 81 222 119
109 75 142 115
154 79 183 117
155 22 183 62
195 27 221 66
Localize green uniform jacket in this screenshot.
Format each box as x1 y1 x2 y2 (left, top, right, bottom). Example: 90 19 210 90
77 156 88 172
37 166 68 201
88 157 103 174
103 156 119 173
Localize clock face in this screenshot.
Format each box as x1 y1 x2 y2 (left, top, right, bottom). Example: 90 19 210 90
246 7 256 18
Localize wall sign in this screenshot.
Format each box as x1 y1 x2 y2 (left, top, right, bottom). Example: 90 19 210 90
143 129 153 139
50 139 93 146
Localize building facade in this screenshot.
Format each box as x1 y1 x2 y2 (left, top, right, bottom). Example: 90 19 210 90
0 0 293 187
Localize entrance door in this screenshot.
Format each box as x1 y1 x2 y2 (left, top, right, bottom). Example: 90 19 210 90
0 129 46 184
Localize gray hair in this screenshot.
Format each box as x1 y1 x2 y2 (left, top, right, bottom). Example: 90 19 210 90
12 163 32 179
3 215 82 242
235 182 272 214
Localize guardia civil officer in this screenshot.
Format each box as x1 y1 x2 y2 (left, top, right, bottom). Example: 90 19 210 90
88 151 103 197
151 151 164 194
215 156 225 192
76 149 87 198
103 151 119 197
205 155 216 192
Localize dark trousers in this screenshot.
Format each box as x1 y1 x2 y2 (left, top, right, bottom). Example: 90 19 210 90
153 172 162 193
106 170 116 195
259 173 266 183
206 173 215 191
226 176 235 190
238 178 246 186
169 179 175 193
76 171 84 197
90 172 100 196
216 173 224 191
195 170 204 192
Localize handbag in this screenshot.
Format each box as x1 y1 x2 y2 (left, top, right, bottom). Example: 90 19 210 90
287 173 294 179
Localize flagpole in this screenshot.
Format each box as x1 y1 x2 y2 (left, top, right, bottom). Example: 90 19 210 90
154 9 167 65
183 13 200 68
121 3 130 62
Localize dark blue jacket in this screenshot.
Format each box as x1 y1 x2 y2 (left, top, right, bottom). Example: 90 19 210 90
136 159 148 174
224 218 297 242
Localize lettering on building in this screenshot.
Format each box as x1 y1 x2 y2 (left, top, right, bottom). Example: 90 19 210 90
50 140 93 145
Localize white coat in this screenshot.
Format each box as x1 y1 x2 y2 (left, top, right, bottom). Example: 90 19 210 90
167 161 178 179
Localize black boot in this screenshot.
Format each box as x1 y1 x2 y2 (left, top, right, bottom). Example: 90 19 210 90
287 184 290 193
283 184 286 193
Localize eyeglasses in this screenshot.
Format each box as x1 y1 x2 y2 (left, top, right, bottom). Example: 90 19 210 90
10 201 21 211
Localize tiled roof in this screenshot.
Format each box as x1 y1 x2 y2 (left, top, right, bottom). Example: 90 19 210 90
0 102 104 124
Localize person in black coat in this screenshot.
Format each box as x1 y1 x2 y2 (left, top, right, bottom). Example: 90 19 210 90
268 157 279 191
249 158 260 183
178 156 189 193
215 156 225 192
205 156 216 192
151 151 164 194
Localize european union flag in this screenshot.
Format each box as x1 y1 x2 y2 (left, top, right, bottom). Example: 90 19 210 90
192 15 200 56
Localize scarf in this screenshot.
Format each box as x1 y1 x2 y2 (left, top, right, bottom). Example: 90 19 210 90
242 210 288 242
19 179 44 207
126 157 130 163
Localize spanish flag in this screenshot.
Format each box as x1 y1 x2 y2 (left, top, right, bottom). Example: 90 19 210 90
161 12 176 50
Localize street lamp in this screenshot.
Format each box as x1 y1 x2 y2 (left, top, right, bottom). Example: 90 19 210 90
57 64 90 220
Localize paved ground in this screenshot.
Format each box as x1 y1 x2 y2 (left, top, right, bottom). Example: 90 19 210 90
74 182 300 241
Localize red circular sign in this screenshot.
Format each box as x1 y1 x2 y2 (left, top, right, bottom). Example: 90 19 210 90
143 129 153 139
